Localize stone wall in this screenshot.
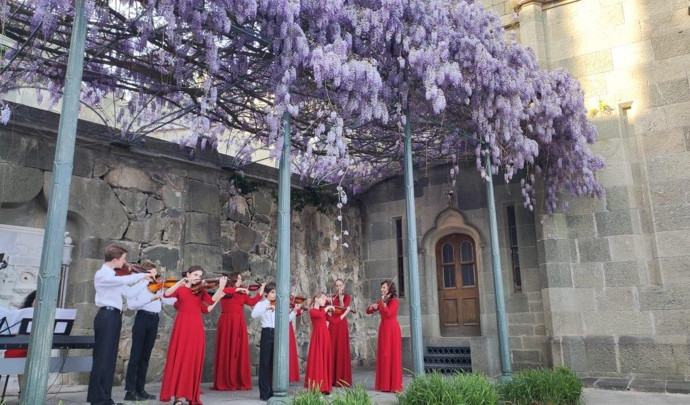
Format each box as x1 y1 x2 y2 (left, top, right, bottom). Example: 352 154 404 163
359 0 690 381
0 111 369 386
519 0 690 380
359 162 546 375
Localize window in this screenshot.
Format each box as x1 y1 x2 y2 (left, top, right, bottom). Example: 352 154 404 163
460 241 475 287
441 243 456 288
506 206 522 290
395 218 405 297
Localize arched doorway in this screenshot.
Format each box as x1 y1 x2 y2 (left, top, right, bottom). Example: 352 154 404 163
436 233 480 336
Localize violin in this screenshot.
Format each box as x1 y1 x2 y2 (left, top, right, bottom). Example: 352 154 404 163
368 293 392 311
190 277 221 295
115 262 147 276
147 278 179 293
331 305 357 316
237 283 262 293
290 295 307 306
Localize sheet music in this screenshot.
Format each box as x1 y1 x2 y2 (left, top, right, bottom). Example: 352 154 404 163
0 307 77 335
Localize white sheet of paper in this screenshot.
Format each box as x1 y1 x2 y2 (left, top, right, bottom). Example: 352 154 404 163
0 307 78 334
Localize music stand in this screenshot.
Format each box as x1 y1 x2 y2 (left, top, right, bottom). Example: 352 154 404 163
0 318 9 337
17 308 77 336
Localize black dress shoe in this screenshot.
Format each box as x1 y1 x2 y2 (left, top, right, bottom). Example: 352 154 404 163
137 391 157 400
124 391 141 401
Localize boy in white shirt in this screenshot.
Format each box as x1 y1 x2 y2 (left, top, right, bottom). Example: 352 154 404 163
87 244 156 405
251 282 300 401
123 262 176 401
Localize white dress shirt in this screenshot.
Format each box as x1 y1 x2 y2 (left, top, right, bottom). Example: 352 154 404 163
124 280 177 313
94 264 147 310
251 299 297 328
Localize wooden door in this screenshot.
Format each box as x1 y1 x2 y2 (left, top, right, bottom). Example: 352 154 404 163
436 234 480 336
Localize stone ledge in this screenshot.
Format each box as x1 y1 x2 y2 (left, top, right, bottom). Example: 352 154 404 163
586 377 690 394
595 377 631 391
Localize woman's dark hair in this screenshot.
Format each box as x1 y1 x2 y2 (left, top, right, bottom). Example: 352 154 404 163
22 290 37 309
382 280 397 298
229 271 242 286
264 281 276 295
185 265 205 276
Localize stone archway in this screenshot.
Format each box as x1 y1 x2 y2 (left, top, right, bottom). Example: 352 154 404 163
420 208 485 338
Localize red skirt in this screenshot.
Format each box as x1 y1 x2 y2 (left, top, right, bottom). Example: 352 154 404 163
4 349 28 358
212 310 252 390
289 322 300 382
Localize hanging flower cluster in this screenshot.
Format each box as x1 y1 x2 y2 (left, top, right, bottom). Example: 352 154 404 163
0 0 603 218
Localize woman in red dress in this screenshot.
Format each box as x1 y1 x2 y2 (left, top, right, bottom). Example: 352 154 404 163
304 292 334 394
160 266 227 405
289 303 302 383
212 272 264 391
365 280 403 392
328 279 352 387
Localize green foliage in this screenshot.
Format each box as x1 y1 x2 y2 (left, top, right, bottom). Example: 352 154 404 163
272 186 339 212
292 384 372 405
293 389 328 405
588 99 614 117
397 372 499 405
330 383 372 405
499 367 583 405
230 172 259 195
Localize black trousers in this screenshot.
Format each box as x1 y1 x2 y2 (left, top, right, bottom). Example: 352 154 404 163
125 311 159 393
87 307 122 405
258 327 275 400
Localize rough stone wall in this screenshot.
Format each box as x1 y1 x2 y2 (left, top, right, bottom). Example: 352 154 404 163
0 120 368 386
520 0 690 380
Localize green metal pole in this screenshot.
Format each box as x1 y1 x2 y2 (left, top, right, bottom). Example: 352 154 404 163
269 112 291 403
20 1 87 403
403 106 425 376
484 152 513 380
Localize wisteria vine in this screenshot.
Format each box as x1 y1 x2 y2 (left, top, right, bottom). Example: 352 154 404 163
0 0 604 227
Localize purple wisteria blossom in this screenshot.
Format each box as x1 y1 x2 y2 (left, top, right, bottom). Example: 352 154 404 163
0 0 604 214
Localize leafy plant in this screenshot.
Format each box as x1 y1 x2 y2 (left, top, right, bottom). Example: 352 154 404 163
293 389 328 405
272 186 339 212
229 172 259 196
397 372 498 405
499 367 583 405
330 383 372 405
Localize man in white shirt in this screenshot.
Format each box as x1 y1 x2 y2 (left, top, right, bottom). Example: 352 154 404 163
251 282 299 401
123 262 175 401
87 244 156 405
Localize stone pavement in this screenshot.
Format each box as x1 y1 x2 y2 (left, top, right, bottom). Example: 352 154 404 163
2 371 690 404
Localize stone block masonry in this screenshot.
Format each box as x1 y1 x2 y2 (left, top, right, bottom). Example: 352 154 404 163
0 115 370 387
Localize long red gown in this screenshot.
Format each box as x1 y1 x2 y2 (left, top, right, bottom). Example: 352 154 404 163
289 312 300 382
328 294 352 387
212 287 261 390
366 297 403 392
304 308 332 393
160 287 214 404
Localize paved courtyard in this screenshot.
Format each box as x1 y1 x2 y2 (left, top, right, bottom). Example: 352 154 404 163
3 369 690 404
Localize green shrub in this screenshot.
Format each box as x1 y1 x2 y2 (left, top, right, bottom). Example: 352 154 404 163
293 389 328 405
330 383 373 405
499 367 583 405
397 372 499 405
